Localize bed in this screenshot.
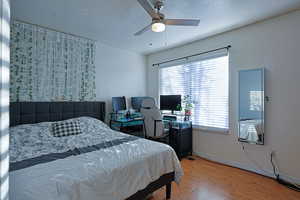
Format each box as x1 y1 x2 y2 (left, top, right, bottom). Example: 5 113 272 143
9 102 183 200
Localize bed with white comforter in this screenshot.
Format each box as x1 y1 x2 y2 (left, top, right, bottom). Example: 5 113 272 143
9 117 183 200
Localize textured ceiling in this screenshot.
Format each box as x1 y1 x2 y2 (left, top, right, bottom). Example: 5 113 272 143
11 0 300 54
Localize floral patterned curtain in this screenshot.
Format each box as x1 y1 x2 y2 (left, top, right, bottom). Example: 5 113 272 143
10 20 96 102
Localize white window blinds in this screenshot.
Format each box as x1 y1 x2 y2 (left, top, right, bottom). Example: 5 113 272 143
159 54 229 130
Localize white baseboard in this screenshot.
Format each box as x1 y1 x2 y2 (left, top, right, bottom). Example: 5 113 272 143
193 151 300 185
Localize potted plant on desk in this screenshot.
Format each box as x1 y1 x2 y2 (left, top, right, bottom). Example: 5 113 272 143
183 95 194 121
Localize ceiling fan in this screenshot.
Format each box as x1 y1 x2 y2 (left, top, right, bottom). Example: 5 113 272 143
134 0 200 36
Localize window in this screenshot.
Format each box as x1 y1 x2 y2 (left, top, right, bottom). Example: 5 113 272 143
160 55 229 131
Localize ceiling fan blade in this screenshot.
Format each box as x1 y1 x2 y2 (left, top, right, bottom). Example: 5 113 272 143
137 0 160 19
134 23 152 36
164 19 200 26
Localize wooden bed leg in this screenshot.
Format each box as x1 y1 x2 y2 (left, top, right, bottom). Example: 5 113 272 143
166 183 172 199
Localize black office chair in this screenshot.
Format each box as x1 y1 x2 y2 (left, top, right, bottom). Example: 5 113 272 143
112 96 126 112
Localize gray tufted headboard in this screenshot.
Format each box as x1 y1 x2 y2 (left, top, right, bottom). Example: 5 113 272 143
10 102 106 127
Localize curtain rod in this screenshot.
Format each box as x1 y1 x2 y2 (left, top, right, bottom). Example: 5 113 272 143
152 45 231 67
13 19 97 42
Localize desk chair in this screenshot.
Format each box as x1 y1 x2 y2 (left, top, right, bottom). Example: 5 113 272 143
140 98 169 143
112 96 126 112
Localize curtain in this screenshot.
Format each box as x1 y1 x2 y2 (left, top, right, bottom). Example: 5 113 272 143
10 20 96 102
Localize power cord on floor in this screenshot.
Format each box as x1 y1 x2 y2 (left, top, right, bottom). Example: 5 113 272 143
270 151 300 192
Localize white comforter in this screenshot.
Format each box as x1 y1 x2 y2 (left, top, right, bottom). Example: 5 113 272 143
9 117 183 200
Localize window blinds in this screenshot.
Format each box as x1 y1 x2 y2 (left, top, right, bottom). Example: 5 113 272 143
159 54 229 130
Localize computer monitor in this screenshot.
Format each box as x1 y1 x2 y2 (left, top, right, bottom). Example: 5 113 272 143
112 96 126 112
160 95 182 113
131 96 154 111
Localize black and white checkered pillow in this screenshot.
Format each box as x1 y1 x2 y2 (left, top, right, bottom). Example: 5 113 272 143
51 120 82 137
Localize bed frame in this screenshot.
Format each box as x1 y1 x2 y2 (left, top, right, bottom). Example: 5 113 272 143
10 102 175 200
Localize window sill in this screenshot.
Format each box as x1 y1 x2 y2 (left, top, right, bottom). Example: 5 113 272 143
192 125 229 134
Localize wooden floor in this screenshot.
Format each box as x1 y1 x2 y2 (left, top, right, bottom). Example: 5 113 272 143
150 156 300 200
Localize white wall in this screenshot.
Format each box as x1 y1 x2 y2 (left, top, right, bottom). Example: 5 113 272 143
95 42 147 117
147 10 300 183
0 1 10 199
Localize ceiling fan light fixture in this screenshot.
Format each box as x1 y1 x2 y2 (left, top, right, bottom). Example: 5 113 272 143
152 22 165 32
135 0 200 36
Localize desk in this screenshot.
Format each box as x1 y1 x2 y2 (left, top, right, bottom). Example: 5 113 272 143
110 112 145 137
167 120 193 160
